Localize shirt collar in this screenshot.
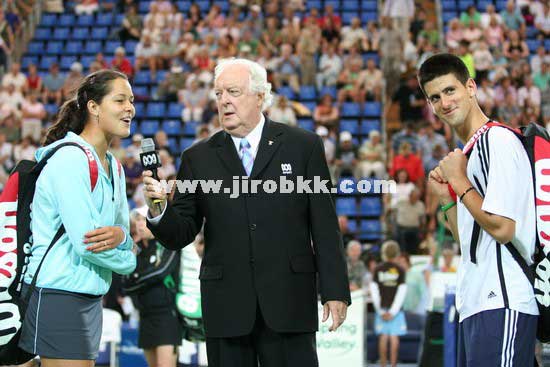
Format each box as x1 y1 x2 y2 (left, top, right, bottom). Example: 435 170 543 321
230 114 265 158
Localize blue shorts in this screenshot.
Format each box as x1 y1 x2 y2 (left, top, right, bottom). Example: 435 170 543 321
458 308 537 367
374 311 407 336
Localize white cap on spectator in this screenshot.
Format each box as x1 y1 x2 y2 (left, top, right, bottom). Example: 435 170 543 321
132 133 143 142
70 62 83 72
340 131 352 142
240 44 252 53
369 130 380 139
115 46 126 55
171 64 183 73
250 4 261 12
316 126 328 136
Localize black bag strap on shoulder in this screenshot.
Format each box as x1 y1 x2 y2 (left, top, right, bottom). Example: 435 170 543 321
503 242 535 285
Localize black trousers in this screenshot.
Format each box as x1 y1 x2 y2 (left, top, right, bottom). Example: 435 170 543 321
206 305 318 367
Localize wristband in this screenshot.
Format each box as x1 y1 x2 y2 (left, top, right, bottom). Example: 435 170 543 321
459 186 476 202
441 201 456 213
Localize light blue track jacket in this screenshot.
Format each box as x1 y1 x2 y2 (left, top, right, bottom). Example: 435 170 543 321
24 132 136 295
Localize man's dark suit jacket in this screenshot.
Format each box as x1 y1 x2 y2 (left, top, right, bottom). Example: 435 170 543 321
147 118 351 338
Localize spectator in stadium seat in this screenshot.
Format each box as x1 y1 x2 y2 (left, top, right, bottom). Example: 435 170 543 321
313 93 339 129
357 58 384 102
502 29 529 61
337 57 363 105
62 62 84 100
0 82 24 116
494 76 518 106
13 134 37 162
154 130 173 157
462 20 483 45
21 91 46 143
394 188 425 254
356 130 386 179
476 77 496 115
379 16 403 99
156 62 186 102
320 3 341 30
41 62 64 106
268 95 297 126
370 240 407 367
157 148 176 179
25 63 42 94
2 61 25 92
480 4 502 29
530 46 550 75
316 125 335 166
484 15 505 49
316 44 342 90
74 0 99 15
518 76 542 115
417 20 439 48
179 79 208 123
472 41 493 82
390 141 424 186
118 4 142 42
392 75 426 126
534 2 550 38
533 61 550 92
111 46 134 79
238 29 260 57
498 92 522 128
500 0 526 35
365 21 380 52
460 5 481 28
338 215 356 245
340 17 368 52
158 31 177 70
391 120 420 156
109 136 126 162
135 34 159 80
446 18 464 49
297 17 321 87
334 130 358 179
418 122 448 173
346 240 367 292
273 43 301 94
457 40 476 79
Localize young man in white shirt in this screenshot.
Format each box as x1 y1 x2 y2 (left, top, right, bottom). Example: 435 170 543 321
419 54 538 366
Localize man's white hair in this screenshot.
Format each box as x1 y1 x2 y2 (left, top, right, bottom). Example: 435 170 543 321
214 58 274 112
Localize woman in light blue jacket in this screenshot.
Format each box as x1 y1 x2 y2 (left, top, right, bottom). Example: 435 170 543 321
19 70 137 366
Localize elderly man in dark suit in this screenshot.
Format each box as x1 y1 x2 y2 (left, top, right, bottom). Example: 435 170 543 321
142 58 350 367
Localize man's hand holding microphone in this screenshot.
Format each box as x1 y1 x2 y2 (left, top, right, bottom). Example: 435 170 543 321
140 138 166 217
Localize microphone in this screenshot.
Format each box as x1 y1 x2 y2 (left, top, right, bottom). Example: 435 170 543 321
140 138 164 213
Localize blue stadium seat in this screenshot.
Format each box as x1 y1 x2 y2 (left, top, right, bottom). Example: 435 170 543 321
277 86 295 100
526 26 539 39
297 119 314 131
96 12 113 26
176 0 191 11
72 27 89 40
52 27 69 40
359 197 382 216
526 40 541 53
545 39 550 51
183 121 199 135
162 120 182 136
133 86 149 97
40 13 57 27
133 102 145 117
168 138 179 153
342 0 359 11
359 220 382 240
180 138 195 152
306 0 321 9
58 14 75 27
34 27 52 40
104 41 122 55
197 0 210 11
340 119 359 134
361 1 377 10
495 0 507 11
362 53 380 66
76 14 94 27
167 103 183 119
347 219 357 234
319 86 337 99
302 101 316 114
22 56 38 69
84 41 102 54
80 55 95 68
44 103 58 116
121 138 132 148
441 0 456 11
60 56 77 70
115 14 124 24
341 102 361 117
458 0 471 11
134 71 151 85
337 177 357 194
325 0 339 9
91 27 108 40
140 120 160 135
27 41 43 55
146 103 166 118
477 0 492 11
364 102 381 116
40 56 58 70
124 40 138 53
300 85 316 100
442 11 457 23
361 12 377 23
213 1 229 12
361 119 381 134
138 1 150 12
130 121 138 135
342 12 356 25
65 41 83 55
336 197 358 216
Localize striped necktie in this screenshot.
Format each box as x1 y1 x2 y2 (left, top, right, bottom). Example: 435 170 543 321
240 138 254 176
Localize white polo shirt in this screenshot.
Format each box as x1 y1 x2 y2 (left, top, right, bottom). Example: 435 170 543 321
456 126 539 322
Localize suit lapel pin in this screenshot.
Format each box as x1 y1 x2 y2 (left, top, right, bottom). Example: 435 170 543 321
268 140 274 146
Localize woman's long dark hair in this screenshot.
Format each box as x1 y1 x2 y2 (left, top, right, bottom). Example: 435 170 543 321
43 70 128 146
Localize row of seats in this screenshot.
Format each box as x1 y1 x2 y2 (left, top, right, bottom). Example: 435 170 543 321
40 13 121 27
336 197 382 216
348 219 382 240
441 0 509 12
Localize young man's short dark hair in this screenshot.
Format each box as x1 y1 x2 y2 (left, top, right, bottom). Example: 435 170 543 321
417 53 470 95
